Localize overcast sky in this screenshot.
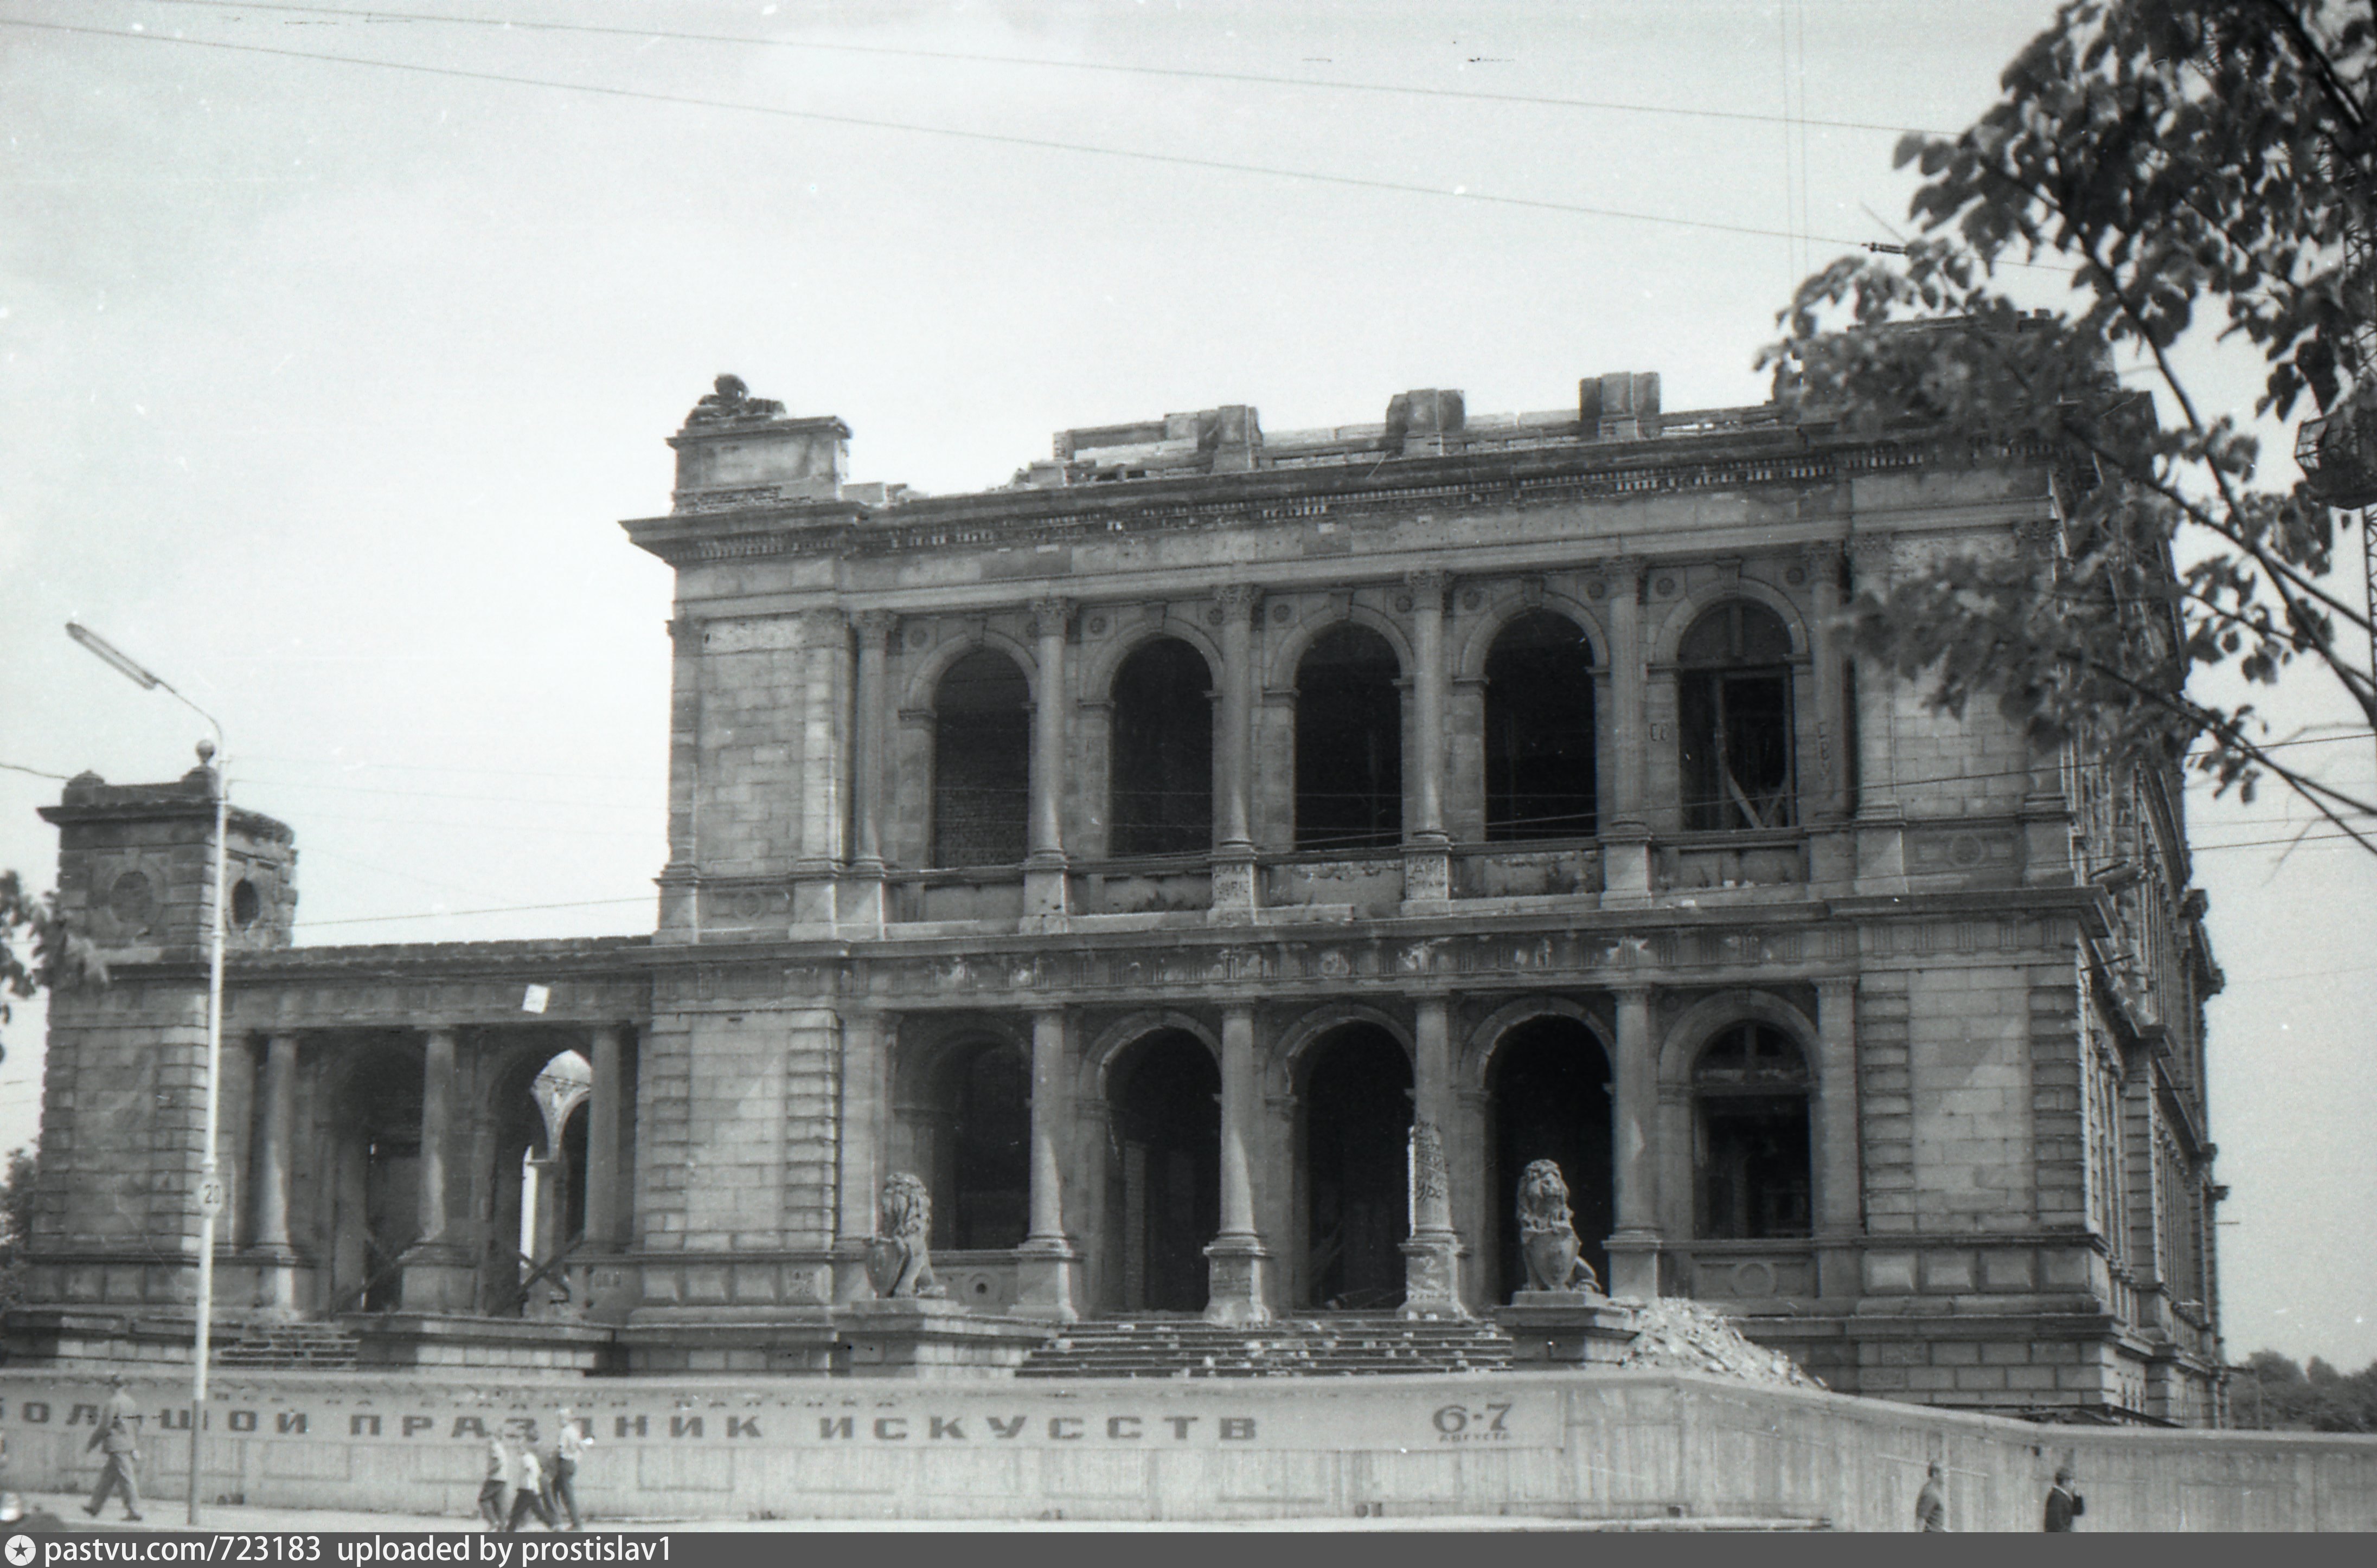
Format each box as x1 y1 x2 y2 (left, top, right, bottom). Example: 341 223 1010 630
3 0 2371 1370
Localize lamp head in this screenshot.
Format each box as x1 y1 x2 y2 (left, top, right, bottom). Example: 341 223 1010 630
196 739 217 766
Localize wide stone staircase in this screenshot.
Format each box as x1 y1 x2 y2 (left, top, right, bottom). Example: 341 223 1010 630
1016 1313 1518 1378
210 1322 362 1371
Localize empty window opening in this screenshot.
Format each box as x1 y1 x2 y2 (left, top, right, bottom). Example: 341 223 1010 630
945 1042 1029 1252
1485 611 1598 840
1693 1023 1811 1240
1106 1029 1220 1312
1295 625 1404 850
1109 638 1214 857
329 1045 425 1314
1678 602 1797 832
933 649 1031 867
1300 1024 1412 1309
1489 1016 1614 1299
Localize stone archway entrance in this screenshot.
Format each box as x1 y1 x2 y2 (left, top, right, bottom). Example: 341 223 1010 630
1104 1029 1220 1313
1488 1016 1614 1299
1299 1024 1411 1310
326 1040 424 1314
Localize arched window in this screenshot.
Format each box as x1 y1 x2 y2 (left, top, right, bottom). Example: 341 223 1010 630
1484 611 1597 839
932 648 1031 867
1692 1023 1811 1239
1295 625 1403 850
1677 602 1796 832
1109 638 1214 857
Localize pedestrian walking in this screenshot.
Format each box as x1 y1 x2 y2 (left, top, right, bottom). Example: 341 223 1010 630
1914 1462 1947 1531
505 1435 556 1531
477 1432 511 1531
82 1374 143 1522
546 1406 591 1531
2043 1466 2085 1531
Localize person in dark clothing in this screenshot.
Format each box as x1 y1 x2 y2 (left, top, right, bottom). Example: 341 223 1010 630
2043 1467 2084 1531
83 1375 143 1522
1914 1462 1947 1531
477 1434 510 1531
504 1441 555 1532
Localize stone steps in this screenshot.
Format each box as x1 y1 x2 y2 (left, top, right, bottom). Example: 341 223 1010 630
1018 1314 1517 1379
212 1323 362 1371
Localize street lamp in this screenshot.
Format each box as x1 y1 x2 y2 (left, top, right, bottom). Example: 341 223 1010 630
66 621 226 1530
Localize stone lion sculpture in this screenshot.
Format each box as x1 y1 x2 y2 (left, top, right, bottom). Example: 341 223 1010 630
1516 1159 1601 1295
864 1171 946 1300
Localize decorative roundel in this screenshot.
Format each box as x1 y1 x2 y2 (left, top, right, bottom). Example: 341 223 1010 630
1460 588 1484 611
1654 575 1677 596
1205 606 1224 625
1394 594 1414 613
1585 579 1607 599
1086 616 1107 636
107 870 155 932
1271 602 1294 624
1785 564 1807 586
908 629 930 650
1949 834 1985 867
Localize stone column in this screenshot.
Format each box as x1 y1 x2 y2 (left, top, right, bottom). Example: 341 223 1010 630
403 1024 472 1312
1402 570 1453 906
845 610 895 927
1025 597 1073 917
1601 560 1652 906
1849 534 1907 891
584 1024 627 1253
1812 977 1862 1299
250 1032 299 1311
1203 1002 1272 1321
1805 542 1858 889
1015 1008 1082 1319
1210 584 1260 920
1400 996 1466 1316
1604 985 1661 1299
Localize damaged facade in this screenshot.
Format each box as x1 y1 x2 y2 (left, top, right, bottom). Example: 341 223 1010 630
10 369 2225 1423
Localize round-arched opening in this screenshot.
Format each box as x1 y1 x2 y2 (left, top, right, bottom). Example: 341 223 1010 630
1484 611 1598 840
1488 1016 1613 1299
1109 638 1214 857
1295 625 1404 850
489 1045 590 1317
1692 1022 1812 1239
1104 1029 1220 1312
327 1043 425 1314
229 877 262 928
933 648 1031 867
1299 1023 1412 1308
1677 601 1796 832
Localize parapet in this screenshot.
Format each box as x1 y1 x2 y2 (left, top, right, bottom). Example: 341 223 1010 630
666 375 849 513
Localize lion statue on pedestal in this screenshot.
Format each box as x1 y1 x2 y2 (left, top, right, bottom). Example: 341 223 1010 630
864 1171 946 1300
1516 1159 1601 1295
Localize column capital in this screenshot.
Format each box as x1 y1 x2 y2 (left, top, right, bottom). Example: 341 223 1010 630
1030 597 1075 639
1847 532 1895 570
854 608 898 644
1212 582 1262 619
801 605 848 635
1602 555 1647 584
1608 979 1655 1001
1404 567 1452 600
1801 538 1844 573
1814 973 1858 1001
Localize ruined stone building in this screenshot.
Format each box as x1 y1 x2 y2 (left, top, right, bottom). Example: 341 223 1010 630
11 369 2225 1423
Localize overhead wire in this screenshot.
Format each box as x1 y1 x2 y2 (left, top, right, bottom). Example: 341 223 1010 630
0 16 2040 261
126 0 1963 138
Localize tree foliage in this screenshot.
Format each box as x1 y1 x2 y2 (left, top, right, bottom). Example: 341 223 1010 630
0 1148 33 1316
1766 0 2377 847
0 869 105 1065
2232 1348 2377 1430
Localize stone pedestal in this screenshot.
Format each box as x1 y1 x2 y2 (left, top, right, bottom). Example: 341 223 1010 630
397 1245 477 1315
1012 1238 1084 1322
1600 823 1652 908
1206 851 1258 923
1604 1230 1661 1302
1398 1231 1465 1318
832 1299 1047 1378
1494 1291 1639 1367
351 1313 614 1372
1201 1235 1272 1324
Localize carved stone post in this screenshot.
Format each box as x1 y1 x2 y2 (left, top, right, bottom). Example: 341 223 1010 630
403 1024 473 1312
1604 985 1662 1299
1601 560 1653 907
1203 1003 1272 1321
1025 597 1073 918
1402 570 1453 906
1015 1007 1082 1320
584 1024 627 1253
249 1031 298 1310
1814 977 1862 1298
845 609 896 928
1399 997 1465 1314
1210 584 1261 920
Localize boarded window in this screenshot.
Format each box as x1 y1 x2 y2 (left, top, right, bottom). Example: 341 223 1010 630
1693 1023 1811 1240
1678 602 1796 831
1295 625 1403 850
932 649 1030 867
1109 638 1213 857
1484 611 1598 839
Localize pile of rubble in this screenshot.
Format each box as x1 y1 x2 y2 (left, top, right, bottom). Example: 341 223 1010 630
1616 1296 1826 1390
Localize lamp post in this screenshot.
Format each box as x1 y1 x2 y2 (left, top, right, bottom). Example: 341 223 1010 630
67 622 226 1529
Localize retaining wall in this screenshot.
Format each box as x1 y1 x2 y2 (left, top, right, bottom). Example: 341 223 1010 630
3 1369 2372 1530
